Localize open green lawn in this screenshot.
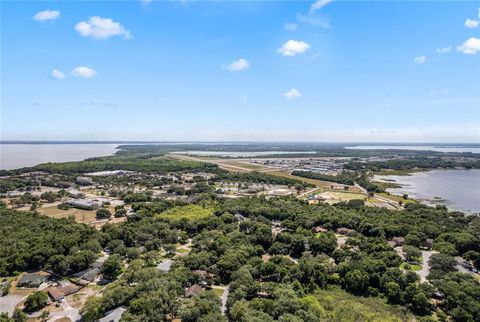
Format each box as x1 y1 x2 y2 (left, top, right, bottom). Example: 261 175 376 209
378 193 418 205
211 288 225 297
158 204 214 221
313 287 413 322
400 262 422 271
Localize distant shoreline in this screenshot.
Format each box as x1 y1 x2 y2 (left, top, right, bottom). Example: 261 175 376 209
2 141 480 146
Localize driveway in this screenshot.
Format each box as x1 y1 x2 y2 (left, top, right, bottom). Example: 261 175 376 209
47 299 81 322
0 294 24 315
417 250 437 283
220 285 229 315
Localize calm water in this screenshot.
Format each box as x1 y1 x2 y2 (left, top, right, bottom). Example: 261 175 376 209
345 145 480 153
375 169 480 213
172 151 317 157
0 144 120 170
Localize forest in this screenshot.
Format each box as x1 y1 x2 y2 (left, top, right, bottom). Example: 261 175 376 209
1 192 479 321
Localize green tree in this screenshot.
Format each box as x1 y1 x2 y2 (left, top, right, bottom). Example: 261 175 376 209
403 245 421 262
96 208 112 219
344 269 369 295
80 296 103 322
12 309 27 322
179 290 224 322
385 282 402 304
39 310 50 322
24 291 48 312
101 254 123 280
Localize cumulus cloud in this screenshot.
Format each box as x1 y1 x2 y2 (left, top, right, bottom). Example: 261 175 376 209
284 22 298 31
283 88 302 99
436 47 451 54
278 40 310 56
310 0 332 13
33 10 60 22
465 18 479 28
457 37 480 54
50 69 65 80
224 58 250 72
414 56 427 64
71 66 97 78
75 16 132 40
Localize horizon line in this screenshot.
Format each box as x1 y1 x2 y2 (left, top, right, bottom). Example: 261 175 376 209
1 140 480 146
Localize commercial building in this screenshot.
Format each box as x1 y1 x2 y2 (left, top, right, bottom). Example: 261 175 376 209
69 199 101 210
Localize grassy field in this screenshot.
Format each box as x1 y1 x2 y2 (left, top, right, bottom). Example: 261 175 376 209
217 159 267 171
400 262 422 271
38 205 98 223
267 171 360 191
158 204 214 221
378 193 418 205
211 287 225 297
313 287 414 322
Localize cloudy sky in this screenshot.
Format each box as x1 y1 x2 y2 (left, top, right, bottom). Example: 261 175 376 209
1 0 479 142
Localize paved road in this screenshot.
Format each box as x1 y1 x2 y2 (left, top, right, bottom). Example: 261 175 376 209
298 187 319 198
169 154 254 172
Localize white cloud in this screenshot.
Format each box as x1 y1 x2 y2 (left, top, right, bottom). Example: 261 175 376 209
33 10 60 22
465 18 479 28
278 40 310 56
283 88 302 99
50 69 65 80
71 66 97 78
297 13 330 28
310 0 332 13
284 22 298 31
436 47 451 54
414 56 427 64
457 37 480 54
75 16 132 40
224 58 250 72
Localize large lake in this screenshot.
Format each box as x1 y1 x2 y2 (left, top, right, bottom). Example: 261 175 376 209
0 144 120 170
172 151 317 157
375 169 480 214
345 145 480 153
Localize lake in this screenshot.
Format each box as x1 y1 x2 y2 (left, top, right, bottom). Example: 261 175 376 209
345 145 480 153
0 144 120 170
375 169 480 214
171 151 317 157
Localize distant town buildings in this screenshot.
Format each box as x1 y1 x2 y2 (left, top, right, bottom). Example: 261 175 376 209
76 176 94 185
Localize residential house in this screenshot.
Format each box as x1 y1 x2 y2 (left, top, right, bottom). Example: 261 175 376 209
185 284 203 297
312 226 328 233
17 273 48 288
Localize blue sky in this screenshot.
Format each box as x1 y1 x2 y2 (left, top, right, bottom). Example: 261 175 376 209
1 0 479 142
